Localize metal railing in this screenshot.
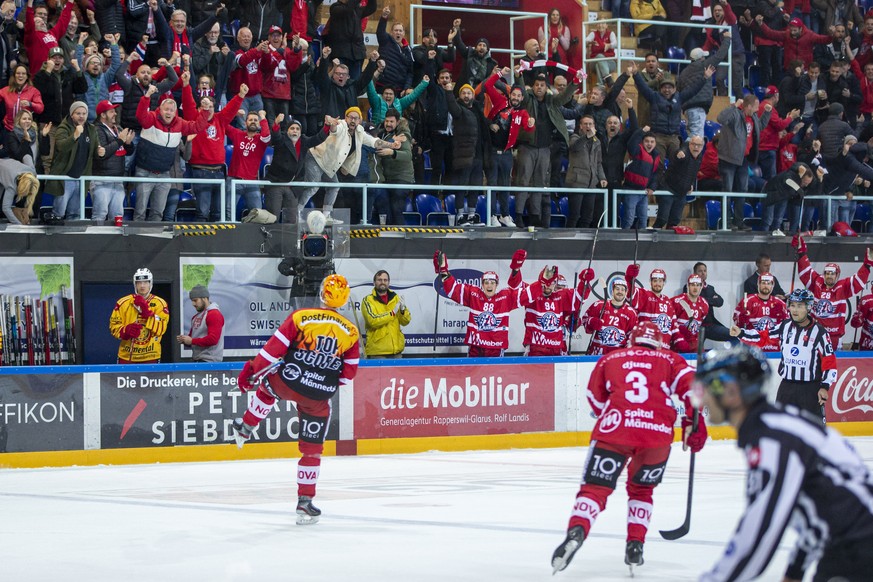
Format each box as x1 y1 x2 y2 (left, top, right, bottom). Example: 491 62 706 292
32 173 871 233
580 18 732 98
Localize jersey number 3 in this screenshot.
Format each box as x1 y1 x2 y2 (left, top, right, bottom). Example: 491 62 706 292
625 371 649 403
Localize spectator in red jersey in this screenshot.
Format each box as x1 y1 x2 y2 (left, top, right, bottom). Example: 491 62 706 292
226 27 268 117
551 320 704 575
793 235 873 349
757 86 801 180
0 64 44 132
289 0 323 43
24 0 73 76
752 13 833 72
225 108 271 221
261 26 293 126
182 76 245 222
582 277 638 355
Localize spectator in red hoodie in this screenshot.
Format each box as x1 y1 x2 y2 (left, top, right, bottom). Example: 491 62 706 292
0 65 45 131
261 26 293 126
851 59 873 127
752 14 832 71
757 86 801 180
24 0 73 76
182 75 245 222
227 27 269 117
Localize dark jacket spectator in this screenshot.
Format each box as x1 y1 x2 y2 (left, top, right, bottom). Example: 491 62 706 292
453 32 497 90
234 0 289 42
4 121 48 167
716 99 769 166
822 65 862 127
662 142 704 196
412 30 455 87
583 73 629 138
322 0 377 62
93 118 129 177
191 25 229 80
514 73 579 148
93 0 124 37
46 111 99 197
634 72 707 135
288 45 320 130
777 63 806 118
444 87 489 169
817 103 855 161
192 0 224 28
33 54 87 126
678 39 730 113
116 61 179 132
624 129 661 191
376 14 414 91
316 52 376 118
266 120 328 183
602 107 639 186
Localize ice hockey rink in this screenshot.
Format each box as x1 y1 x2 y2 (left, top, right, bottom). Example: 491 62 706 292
5 438 873 581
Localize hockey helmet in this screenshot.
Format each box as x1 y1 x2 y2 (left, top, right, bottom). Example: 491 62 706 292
556 274 568 289
694 345 771 405
823 263 841 278
539 265 559 286
133 268 153 293
628 321 664 349
612 277 628 290
320 274 350 309
482 271 499 285
832 221 858 237
687 274 703 286
650 268 666 280
786 288 815 309
757 272 774 284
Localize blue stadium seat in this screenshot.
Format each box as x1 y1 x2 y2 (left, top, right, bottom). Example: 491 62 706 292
747 64 761 89
550 199 566 228
679 119 688 142
559 196 569 217
174 191 197 222
666 46 686 75
476 195 489 224
416 193 448 225
403 197 421 225
753 85 766 102
445 194 457 216
705 200 721 230
853 203 871 233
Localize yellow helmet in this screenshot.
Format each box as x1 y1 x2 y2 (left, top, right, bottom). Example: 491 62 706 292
320 274 350 308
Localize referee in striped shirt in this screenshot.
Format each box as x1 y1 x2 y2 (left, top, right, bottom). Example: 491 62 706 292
730 288 837 422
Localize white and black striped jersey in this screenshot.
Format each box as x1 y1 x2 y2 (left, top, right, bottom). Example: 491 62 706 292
739 319 837 387
700 401 873 582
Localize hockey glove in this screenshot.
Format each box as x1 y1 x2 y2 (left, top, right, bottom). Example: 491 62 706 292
587 317 603 332
791 234 807 257
121 322 143 340
851 313 863 328
510 249 527 271
133 294 153 317
682 415 708 453
433 251 449 277
625 263 641 282
237 361 255 393
579 268 596 283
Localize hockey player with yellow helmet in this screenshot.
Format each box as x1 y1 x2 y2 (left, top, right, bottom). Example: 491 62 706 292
232 273 360 525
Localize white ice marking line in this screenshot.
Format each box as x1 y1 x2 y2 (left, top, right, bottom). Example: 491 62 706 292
0 490 738 547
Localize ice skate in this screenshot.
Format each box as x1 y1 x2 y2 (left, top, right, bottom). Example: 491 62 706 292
296 496 321 525
625 540 644 577
551 526 585 574
231 418 253 449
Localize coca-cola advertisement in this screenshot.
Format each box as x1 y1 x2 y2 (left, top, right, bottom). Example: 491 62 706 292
828 358 873 422
354 363 555 439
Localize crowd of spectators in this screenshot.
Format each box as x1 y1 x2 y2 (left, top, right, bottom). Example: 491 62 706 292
2 0 873 231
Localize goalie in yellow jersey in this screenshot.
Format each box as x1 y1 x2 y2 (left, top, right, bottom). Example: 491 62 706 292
109 268 169 363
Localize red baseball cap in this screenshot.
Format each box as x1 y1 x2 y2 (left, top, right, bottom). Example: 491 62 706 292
789 17 803 27
269 25 283 35
96 100 120 116
765 85 779 98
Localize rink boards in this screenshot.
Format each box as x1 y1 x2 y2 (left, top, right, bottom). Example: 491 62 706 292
1 355 872 468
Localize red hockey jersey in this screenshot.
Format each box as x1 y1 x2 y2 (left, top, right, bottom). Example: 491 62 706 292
581 300 638 355
630 287 679 348
733 294 788 352
850 293 873 351
442 273 523 351
798 255 870 348
227 120 272 180
671 294 709 353
518 282 585 353
588 346 695 447
229 47 266 96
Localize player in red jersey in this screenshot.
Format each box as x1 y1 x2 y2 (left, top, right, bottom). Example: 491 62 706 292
232 274 360 525
551 321 705 574
850 284 873 350
731 272 788 353
433 249 526 356
582 277 638 355
793 234 873 350
515 264 595 356
671 274 710 353
625 263 681 350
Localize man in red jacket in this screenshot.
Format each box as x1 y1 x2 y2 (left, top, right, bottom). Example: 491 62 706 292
261 26 293 126
752 14 832 71
228 27 268 117
25 0 74 76
182 75 246 222
757 86 801 180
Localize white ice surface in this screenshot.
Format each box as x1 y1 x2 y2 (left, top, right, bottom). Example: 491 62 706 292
4 438 873 582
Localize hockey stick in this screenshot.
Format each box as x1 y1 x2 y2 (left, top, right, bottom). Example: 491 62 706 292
852 296 861 351
660 326 705 541
790 195 806 292
568 271 579 355
433 283 440 352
